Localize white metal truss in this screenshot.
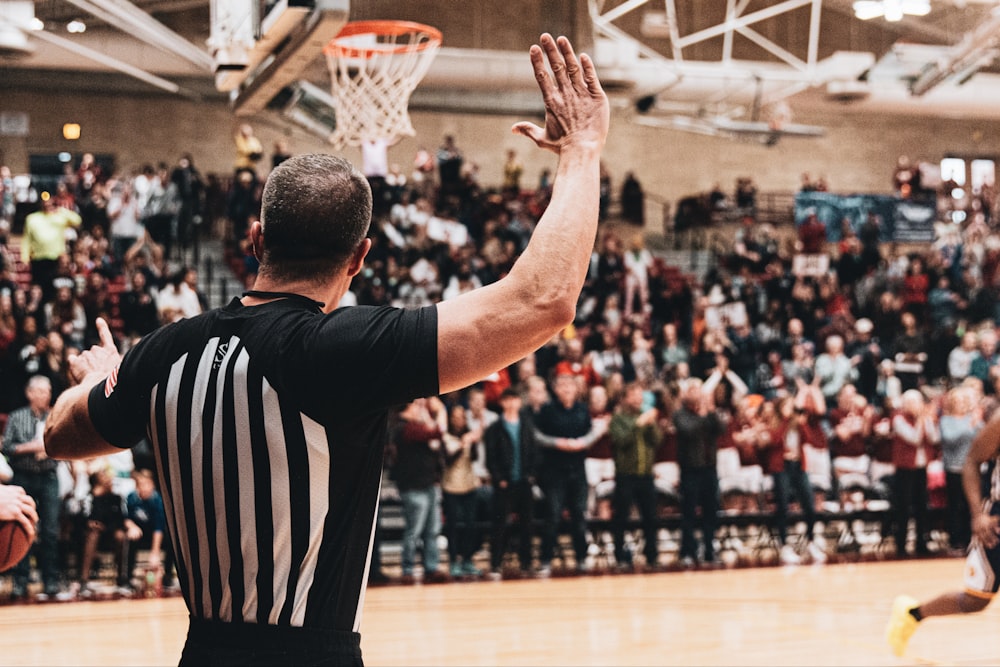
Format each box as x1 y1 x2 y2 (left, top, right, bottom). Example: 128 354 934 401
29 27 187 94
908 5 1000 96
588 0 867 136
62 0 214 70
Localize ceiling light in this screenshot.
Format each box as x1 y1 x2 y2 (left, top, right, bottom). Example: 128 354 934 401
853 0 931 21
66 19 86 34
28 17 43 31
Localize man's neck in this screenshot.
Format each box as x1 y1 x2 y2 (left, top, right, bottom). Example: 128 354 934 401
243 276 346 314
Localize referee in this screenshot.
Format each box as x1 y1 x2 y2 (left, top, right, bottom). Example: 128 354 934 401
44 33 609 666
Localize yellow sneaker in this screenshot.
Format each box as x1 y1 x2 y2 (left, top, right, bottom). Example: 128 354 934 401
885 595 920 657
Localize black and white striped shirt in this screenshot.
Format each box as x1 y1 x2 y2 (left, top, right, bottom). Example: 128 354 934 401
88 296 438 631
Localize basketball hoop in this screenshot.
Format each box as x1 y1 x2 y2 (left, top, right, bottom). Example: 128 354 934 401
323 20 442 148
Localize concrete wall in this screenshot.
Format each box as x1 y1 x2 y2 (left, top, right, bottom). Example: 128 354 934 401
2 87 999 230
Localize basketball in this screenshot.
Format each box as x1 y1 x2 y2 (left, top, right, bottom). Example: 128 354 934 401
0 520 33 572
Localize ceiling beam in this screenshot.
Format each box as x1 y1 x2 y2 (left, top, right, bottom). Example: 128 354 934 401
28 28 188 95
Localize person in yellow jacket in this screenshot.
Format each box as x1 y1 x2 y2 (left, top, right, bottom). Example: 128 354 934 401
234 123 263 180
22 194 81 301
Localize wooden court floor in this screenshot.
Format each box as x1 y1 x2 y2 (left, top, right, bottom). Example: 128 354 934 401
3 558 999 666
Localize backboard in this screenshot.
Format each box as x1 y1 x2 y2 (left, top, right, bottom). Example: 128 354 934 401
277 80 338 137
210 0 349 116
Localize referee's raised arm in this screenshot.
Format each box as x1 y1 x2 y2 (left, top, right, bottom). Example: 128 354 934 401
436 33 610 395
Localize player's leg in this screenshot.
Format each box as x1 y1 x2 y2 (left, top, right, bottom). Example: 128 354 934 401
917 590 992 617
887 504 1000 656
886 589 992 657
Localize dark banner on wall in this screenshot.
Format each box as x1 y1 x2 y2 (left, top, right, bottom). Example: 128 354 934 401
794 192 936 243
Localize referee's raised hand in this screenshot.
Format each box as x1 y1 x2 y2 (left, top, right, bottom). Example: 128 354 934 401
67 317 122 386
437 33 608 395
512 33 609 154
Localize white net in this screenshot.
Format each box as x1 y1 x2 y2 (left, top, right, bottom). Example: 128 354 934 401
324 21 441 148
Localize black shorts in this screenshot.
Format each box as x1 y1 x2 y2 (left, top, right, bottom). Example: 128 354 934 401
178 617 363 667
964 501 1000 600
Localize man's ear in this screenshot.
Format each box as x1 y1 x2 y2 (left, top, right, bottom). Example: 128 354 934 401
346 238 373 278
250 220 264 261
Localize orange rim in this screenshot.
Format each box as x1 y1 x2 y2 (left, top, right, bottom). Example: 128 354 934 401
323 20 442 59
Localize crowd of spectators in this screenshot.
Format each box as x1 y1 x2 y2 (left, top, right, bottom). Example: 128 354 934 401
1 129 1000 599
0 149 216 601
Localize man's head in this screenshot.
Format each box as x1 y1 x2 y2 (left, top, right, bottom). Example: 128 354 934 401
980 328 998 356
901 389 925 417
837 383 857 412
467 388 486 414
825 335 844 356
589 384 609 414
499 387 522 416
621 382 644 413
681 378 704 410
855 318 873 339
516 356 536 381
526 376 549 409
133 468 157 500
89 469 113 494
25 375 51 413
564 338 584 362
256 154 373 284
554 373 579 407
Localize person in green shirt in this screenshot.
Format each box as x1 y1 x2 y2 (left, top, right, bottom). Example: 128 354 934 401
22 196 81 302
609 382 663 571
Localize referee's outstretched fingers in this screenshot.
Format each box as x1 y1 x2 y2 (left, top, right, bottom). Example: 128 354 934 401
96 317 116 351
67 316 123 385
512 33 609 154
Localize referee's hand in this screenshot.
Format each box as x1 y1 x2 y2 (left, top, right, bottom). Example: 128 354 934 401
511 33 608 155
67 317 123 386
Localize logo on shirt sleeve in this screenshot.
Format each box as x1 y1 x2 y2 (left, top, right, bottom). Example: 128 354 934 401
104 364 120 398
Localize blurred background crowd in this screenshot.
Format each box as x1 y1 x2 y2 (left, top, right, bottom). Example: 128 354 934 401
1 125 999 601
